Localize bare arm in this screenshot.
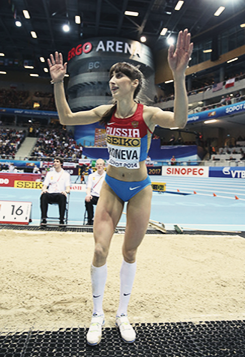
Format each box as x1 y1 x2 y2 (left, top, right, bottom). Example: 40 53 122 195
149 29 193 130
85 174 93 201
47 52 112 125
41 184 48 194
85 186 92 202
86 186 92 196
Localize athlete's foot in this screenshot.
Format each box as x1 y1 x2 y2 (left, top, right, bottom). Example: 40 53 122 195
86 313 105 346
116 314 136 343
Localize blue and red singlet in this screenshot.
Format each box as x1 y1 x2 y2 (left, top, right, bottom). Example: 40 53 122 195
106 103 152 169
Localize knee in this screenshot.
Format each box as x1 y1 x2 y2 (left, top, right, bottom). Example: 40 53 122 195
85 195 92 203
122 247 137 263
57 194 65 204
85 199 90 207
40 192 47 202
93 243 109 263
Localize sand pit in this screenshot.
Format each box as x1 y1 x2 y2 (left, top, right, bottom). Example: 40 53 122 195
0 229 245 331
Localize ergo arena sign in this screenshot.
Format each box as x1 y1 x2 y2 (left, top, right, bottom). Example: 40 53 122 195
68 40 142 61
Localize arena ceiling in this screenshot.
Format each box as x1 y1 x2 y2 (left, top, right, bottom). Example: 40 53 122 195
1 0 245 77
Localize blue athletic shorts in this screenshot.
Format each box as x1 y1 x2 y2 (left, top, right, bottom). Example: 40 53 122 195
105 174 151 202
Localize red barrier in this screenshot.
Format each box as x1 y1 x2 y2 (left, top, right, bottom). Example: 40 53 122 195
0 173 42 187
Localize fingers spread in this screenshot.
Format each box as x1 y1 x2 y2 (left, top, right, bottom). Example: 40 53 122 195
183 30 191 50
50 53 55 66
176 29 191 52
188 42 194 57
55 51 59 63
168 44 175 58
48 52 65 69
59 53 64 66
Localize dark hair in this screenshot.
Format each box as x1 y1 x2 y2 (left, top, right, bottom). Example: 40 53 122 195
99 62 144 126
54 156 63 165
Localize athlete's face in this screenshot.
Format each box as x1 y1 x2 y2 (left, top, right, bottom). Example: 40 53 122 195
109 71 134 98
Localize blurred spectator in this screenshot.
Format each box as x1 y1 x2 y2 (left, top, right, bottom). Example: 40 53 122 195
220 96 226 105
33 165 41 174
240 151 245 160
29 126 34 137
169 135 175 145
177 136 183 144
1 71 244 113
225 95 231 105
30 126 83 161
0 88 29 109
170 155 177 165
8 163 17 172
88 166 93 175
0 88 56 111
0 128 26 159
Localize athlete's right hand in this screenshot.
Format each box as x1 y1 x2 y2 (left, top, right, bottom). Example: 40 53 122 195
47 51 67 83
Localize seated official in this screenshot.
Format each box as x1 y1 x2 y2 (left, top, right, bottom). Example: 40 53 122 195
85 158 105 225
40 157 70 225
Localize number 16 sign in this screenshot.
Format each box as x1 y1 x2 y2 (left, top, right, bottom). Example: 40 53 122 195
0 201 32 225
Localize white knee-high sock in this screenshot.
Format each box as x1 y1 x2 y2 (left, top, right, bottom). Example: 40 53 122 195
116 259 137 317
91 263 107 315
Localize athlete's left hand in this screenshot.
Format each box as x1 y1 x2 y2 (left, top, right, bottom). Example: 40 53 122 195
168 29 193 77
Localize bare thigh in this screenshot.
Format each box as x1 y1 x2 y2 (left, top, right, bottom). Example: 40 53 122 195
92 181 124 266
123 185 152 263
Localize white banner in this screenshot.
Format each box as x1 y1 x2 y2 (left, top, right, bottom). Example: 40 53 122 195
79 159 91 166
63 162 77 168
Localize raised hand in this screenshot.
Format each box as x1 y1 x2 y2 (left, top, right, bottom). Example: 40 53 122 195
168 29 193 78
47 51 67 83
